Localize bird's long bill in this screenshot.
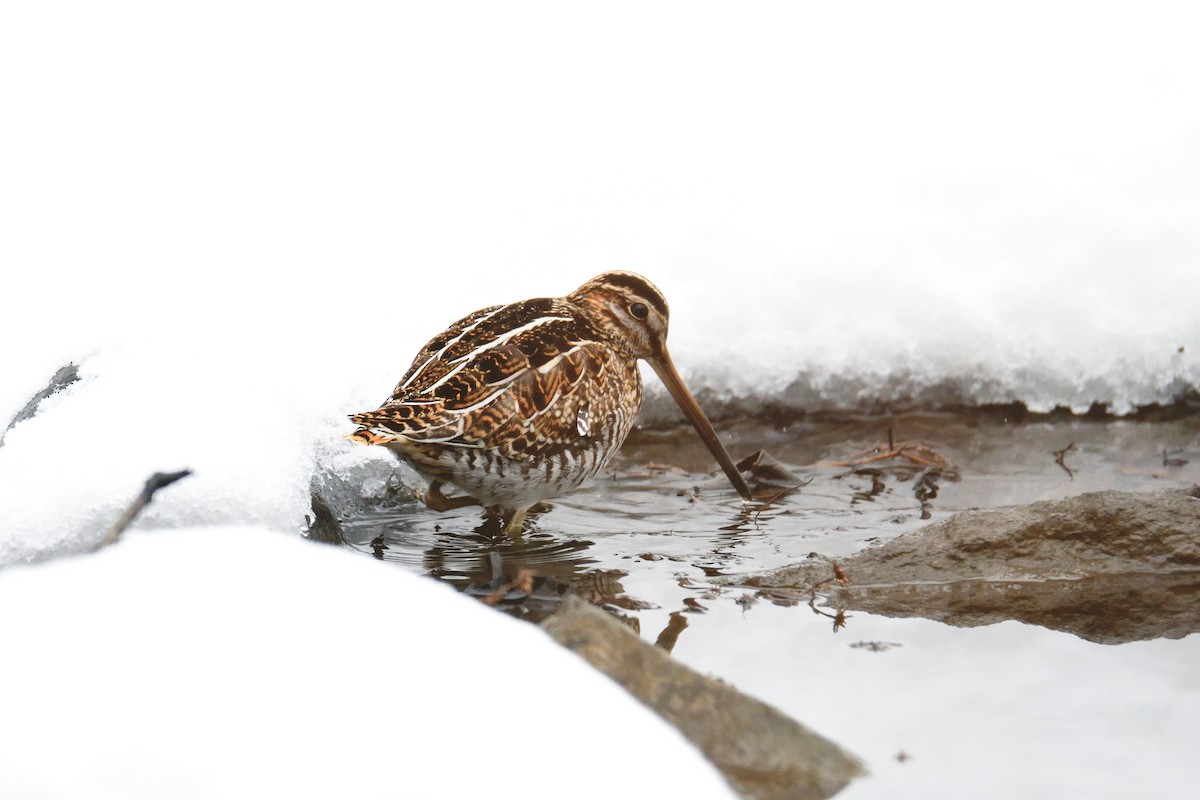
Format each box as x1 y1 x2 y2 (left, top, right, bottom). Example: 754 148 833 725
649 350 753 500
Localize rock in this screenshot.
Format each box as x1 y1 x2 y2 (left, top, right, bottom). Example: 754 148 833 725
742 488 1200 645
306 453 418 545
541 596 864 800
1 363 80 450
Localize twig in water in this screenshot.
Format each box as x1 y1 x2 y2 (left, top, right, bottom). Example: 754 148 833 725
1162 448 1189 468
96 470 193 550
818 441 954 471
1052 443 1076 480
751 477 814 526
808 596 850 632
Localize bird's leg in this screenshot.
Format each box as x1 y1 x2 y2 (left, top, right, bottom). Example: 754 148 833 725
500 503 552 535
418 480 480 512
503 507 529 537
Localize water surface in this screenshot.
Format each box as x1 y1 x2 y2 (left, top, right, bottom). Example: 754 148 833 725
339 413 1200 798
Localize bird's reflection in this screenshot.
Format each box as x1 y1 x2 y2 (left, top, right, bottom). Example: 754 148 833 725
327 441 928 643
337 480 777 636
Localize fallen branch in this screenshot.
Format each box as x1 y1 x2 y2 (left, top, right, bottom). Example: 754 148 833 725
817 441 954 471
1052 442 1076 480
96 470 193 550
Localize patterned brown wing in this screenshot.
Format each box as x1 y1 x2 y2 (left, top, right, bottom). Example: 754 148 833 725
480 339 607 458
389 303 506 396
349 299 614 451
427 336 634 458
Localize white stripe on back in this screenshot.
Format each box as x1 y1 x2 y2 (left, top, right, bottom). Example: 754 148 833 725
425 315 572 393
400 303 512 391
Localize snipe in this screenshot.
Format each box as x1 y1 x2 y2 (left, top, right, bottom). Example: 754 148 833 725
349 271 751 535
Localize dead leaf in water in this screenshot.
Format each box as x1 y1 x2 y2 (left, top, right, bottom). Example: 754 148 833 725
736 449 802 487
480 567 538 606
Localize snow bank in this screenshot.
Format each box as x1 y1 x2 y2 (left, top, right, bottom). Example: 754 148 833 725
0 525 736 799
1 6 1196 793
2 3 1198 564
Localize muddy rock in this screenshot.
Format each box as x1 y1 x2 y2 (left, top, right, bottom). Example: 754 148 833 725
743 488 1200 645
541 596 863 800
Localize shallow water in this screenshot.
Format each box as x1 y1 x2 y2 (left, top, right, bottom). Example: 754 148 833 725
339 413 1200 798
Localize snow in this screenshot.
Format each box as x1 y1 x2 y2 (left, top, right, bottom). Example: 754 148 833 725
0 525 737 800
2 2 1198 422
1 2 1199 793
2 1 1198 558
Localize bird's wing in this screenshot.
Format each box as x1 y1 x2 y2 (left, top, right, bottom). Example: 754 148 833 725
349 299 632 457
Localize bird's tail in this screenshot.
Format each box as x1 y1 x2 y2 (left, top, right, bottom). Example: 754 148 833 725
348 405 460 447
347 410 402 446
346 425 392 445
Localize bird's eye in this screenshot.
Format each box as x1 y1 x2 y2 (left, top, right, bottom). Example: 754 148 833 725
629 302 649 320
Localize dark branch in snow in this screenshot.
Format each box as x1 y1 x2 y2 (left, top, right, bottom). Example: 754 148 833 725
97 470 193 550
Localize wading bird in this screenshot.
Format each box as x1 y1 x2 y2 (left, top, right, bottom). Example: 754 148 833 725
349 271 751 535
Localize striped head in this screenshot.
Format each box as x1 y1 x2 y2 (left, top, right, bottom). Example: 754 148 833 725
566 271 753 502
567 271 671 360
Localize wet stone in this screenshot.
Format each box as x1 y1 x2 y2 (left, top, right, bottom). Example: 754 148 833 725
314 412 1200 794
739 487 1200 644
1 363 80 450
541 596 864 800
